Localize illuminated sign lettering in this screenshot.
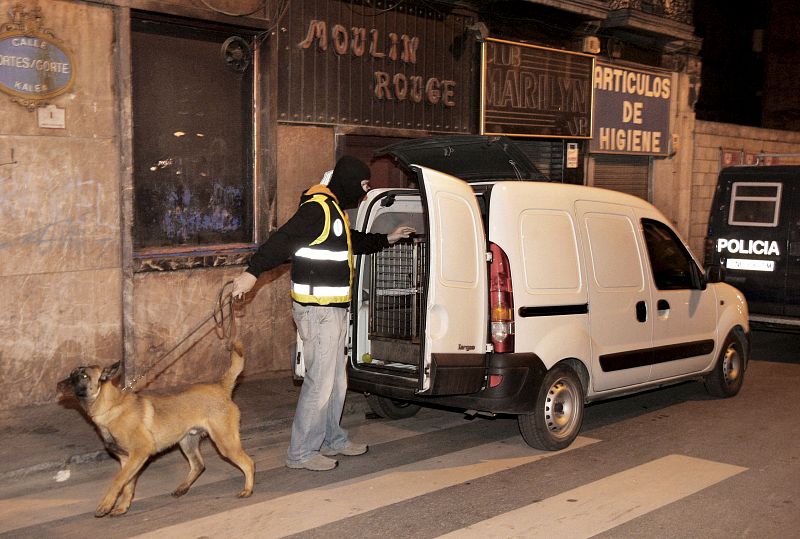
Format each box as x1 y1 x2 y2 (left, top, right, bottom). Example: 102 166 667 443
480 38 594 138
716 238 780 256
297 19 455 107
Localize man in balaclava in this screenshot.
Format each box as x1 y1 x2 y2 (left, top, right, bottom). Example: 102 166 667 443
233 155 414 471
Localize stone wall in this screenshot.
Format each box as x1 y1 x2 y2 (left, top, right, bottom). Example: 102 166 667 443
689 120 800 257
651 69 697 241
0 1 334 408
0 1 121 407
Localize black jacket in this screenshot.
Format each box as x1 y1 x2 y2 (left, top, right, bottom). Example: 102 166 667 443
246 188 388 279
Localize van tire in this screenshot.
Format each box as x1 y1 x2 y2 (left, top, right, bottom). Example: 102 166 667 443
366 394 421 419
518 364 585 451
704 331 746 398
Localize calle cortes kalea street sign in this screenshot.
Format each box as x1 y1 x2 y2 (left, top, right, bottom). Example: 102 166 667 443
0 4 75 109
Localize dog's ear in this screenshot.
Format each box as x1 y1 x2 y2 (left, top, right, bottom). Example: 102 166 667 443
100 362 122 382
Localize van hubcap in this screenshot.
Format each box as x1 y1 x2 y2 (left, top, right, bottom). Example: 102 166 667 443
544 378 579 438
723 345 742 385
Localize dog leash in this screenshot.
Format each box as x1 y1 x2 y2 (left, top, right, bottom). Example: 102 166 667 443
122 281 240 392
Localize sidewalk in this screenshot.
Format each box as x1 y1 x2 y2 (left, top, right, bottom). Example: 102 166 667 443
0 373 369 483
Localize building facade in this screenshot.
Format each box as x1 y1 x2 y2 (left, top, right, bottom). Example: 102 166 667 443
0 0 795 409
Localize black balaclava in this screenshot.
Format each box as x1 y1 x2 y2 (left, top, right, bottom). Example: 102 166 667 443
328 155 370 209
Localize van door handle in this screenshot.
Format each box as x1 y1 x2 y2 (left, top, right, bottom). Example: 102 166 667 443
657 299 670 311
636 301 647 323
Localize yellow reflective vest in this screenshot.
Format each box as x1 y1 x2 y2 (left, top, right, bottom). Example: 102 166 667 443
290 186 354 306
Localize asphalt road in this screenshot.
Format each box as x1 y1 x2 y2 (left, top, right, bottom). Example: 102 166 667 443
1 329 798 538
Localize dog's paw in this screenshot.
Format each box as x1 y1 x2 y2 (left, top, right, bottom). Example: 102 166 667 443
172 486 189 498
237 488 253 498
109 506 129 517
94 504 113 518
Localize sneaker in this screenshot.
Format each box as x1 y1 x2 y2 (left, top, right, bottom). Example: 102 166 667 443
320 442 369 457
285 454 338 471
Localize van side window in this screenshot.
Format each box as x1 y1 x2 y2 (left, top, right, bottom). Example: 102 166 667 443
584 214 644 289
728 182 782 227
521 210 580 291
642 219 698 290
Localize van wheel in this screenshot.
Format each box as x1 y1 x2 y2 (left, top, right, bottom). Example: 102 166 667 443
366 394 421 419
704 332 746 398
518 364 585 451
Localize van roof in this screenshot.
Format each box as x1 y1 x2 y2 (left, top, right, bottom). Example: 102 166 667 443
487 178 655 209
720 165 800 177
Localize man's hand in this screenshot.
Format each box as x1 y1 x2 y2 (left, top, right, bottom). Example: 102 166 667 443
387 226 416 244
232 272 258 299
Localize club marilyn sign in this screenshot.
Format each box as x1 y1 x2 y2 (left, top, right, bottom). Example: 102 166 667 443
0 6 75 106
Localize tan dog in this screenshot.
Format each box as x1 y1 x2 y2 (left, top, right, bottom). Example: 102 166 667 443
58 343 254 517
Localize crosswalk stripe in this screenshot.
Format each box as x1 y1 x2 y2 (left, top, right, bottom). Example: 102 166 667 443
437 454 747 538
131 436 600 539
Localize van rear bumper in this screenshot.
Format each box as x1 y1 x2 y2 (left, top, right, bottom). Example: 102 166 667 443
348 353 547 415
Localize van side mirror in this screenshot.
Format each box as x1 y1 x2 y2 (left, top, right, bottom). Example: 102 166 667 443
705 264 725 284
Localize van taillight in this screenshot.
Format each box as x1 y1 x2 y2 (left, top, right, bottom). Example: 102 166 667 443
489 243 514 353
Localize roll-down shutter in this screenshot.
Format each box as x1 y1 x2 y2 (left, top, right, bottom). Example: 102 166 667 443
591 155 651 201
516 140 565 182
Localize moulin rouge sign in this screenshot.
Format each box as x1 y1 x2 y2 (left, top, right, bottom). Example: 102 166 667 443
298 20 456 107
280 2 474 133
0 5 75 108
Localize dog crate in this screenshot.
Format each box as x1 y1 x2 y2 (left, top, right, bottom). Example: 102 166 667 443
368 237 426 364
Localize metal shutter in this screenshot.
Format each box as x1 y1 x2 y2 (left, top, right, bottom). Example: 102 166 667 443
515 140 565 182
591 155 651 200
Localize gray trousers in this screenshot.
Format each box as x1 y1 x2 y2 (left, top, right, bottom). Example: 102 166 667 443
286 303 350 464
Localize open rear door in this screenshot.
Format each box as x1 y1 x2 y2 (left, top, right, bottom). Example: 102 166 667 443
417 165 489 395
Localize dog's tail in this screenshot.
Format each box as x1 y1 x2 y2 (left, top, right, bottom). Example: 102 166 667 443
220 341 245 395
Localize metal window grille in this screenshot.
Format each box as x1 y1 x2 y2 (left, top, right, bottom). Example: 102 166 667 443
369 237 426 343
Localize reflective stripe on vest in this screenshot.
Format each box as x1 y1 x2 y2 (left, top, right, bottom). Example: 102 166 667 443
290 283 351 305
294 247 349 261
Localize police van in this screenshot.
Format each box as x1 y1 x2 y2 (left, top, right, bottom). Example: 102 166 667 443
705 163 800 329
306 136 749 451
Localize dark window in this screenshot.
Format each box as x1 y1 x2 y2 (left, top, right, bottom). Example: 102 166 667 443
131 17 254 251
728 181 781 227
642 219 698 290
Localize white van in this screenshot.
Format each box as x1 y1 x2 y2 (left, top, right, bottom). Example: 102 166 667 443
317 137 750 450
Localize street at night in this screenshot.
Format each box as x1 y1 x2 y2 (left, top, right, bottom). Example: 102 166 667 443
1 329 797 538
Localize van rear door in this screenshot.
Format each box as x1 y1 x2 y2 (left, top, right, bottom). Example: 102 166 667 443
416 165 489 395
